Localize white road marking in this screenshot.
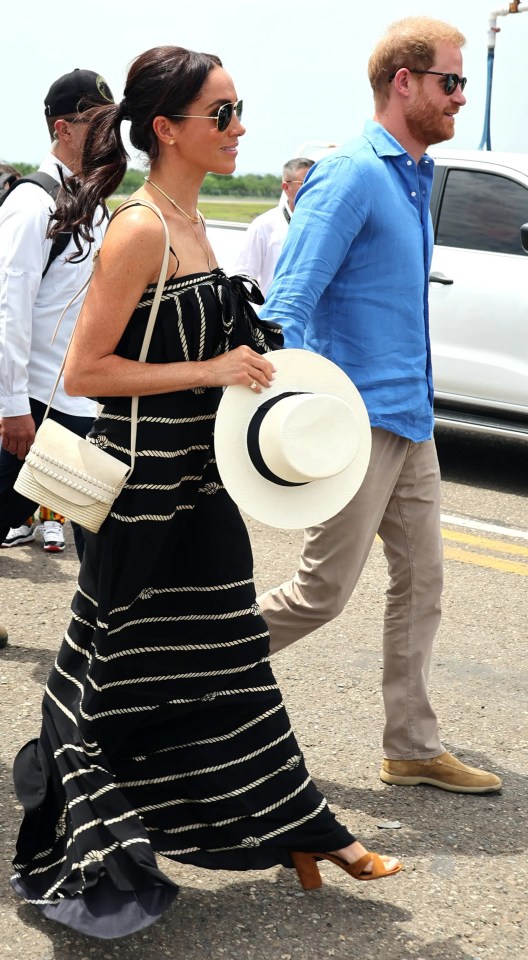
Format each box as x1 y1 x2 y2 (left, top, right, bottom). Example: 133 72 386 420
441 513 528 541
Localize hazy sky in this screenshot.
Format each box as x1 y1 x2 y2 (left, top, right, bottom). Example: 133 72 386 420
3 0 528 174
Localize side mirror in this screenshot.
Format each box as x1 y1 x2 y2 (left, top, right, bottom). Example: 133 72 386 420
521 223 528 253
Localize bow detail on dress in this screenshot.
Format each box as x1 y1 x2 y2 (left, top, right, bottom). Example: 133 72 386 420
214 269 283 355
224 272 266 307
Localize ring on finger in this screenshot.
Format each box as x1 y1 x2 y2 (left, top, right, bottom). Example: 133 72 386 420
249 380 258 391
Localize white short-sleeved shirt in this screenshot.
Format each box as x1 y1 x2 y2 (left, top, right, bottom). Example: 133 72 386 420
233 199 291 297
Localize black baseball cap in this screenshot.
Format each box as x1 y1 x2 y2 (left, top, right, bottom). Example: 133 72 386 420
44 68 114 117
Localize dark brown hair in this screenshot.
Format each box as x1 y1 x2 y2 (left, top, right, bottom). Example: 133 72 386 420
50 45 222 256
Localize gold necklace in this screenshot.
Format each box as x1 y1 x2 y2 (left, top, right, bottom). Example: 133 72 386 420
144 176 200 223
189 217 213 273
144 177 213 272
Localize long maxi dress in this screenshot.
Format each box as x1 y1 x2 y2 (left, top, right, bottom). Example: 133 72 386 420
11 269 355 939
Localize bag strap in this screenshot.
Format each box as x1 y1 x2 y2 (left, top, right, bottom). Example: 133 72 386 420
115 199 171 475
0 172 74 277
43 197 171 480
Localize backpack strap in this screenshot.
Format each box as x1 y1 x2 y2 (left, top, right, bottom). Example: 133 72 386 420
0 171 72 277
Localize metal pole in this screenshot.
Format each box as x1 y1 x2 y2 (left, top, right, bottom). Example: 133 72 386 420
478 6 528 150
478 46 495 150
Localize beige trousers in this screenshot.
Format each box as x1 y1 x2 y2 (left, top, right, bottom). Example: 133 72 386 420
258 428 445 760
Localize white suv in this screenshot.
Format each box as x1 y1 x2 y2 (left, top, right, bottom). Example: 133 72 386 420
428 148 528 440
207 148 528 441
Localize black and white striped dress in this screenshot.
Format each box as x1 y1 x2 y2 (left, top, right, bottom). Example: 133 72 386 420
11 271 354 939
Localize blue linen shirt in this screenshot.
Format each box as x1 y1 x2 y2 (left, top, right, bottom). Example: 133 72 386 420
260 120 435 442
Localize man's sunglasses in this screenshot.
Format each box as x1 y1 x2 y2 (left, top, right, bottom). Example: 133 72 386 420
388 69 467 95
166 99 243 133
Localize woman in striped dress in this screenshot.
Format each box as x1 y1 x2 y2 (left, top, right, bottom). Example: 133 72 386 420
10 45 401 939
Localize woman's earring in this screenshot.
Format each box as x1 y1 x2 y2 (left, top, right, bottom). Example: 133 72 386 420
169 139 175 145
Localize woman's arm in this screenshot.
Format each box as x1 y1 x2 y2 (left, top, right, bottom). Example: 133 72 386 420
64 204 275 397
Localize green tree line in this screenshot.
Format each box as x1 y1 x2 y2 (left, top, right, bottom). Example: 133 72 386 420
7 163 281 198
120 169 281 197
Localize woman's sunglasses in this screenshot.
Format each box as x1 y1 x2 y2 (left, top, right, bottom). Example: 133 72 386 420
166 99 243 133
388 70 467 95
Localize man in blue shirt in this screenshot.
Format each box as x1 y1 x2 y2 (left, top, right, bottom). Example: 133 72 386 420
258 16 501 793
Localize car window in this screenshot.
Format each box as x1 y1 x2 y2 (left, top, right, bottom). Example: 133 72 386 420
435 169 528 255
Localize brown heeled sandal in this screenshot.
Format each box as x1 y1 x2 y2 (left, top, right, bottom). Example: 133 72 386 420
290 850 403 890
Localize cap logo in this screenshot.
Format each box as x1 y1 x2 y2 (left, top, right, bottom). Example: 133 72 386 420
96 75 114 103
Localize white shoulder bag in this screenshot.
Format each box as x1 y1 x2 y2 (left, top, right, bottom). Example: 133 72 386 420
14 199 170 534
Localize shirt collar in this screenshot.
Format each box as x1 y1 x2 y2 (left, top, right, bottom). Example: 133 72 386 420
362 119 433 168
278 192 294 225
40 151 74 180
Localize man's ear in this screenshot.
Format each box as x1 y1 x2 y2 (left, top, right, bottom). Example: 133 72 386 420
53 119 70 142
392 67 411 97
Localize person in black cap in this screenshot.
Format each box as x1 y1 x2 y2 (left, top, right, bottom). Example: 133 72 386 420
0 68 114 579
44 67 114 120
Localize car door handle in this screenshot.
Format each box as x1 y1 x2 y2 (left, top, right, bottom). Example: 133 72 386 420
429 272 454 285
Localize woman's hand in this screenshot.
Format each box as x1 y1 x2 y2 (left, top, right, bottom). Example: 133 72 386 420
203 346 276 393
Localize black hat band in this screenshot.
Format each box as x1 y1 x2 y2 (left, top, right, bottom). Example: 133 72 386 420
246 392 309 487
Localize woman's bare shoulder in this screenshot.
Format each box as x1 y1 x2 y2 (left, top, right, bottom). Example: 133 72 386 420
100 199 169 281
107 199 167 246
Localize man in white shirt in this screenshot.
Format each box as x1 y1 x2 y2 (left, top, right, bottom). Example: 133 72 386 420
234 157 314 297
0 68 114 567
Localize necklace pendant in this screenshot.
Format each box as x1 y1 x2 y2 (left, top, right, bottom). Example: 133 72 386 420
145 176 212 272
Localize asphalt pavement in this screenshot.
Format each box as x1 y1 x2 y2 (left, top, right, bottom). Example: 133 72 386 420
0 439 526 960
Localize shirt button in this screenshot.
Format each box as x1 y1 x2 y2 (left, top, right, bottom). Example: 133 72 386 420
411 191 417 197
407 160 412 166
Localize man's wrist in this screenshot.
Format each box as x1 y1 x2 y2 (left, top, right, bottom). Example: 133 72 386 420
0 399 32 418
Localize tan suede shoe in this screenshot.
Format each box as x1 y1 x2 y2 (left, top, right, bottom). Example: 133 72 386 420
380 751 502 793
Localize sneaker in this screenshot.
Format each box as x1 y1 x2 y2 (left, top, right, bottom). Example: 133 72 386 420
380 751 502 794
1 523 36 548
41 520 65 553
0 624 7 649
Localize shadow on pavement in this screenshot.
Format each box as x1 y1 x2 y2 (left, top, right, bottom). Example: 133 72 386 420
434 426 528 497
316 743 526 860
11 877 476 960
0 642 58 686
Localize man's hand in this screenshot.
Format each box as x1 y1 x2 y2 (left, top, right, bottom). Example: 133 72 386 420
1 414 36 459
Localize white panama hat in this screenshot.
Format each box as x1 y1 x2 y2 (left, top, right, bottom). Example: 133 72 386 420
214 349 372 529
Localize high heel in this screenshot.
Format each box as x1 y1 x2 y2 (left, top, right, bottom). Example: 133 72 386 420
290 850 402 890
290 851 324 889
